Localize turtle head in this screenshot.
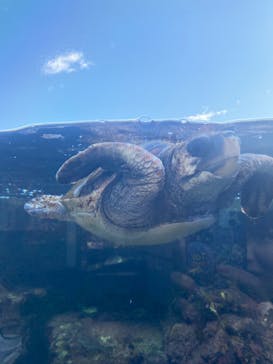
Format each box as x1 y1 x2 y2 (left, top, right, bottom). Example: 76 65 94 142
168 131 241 215
24 195 69 221
186 131 240 178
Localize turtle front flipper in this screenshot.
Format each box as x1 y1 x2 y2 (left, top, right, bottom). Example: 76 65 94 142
235 154 273 218
57 142 165 228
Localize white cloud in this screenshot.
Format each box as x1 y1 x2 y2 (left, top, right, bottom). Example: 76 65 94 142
43 51 92 75
186 109 227 122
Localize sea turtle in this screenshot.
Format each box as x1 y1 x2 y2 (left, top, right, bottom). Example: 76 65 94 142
24 131 273 247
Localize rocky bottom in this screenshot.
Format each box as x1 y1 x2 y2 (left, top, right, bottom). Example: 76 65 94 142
1 210 273 364
46 300 273 364
1 279 272 364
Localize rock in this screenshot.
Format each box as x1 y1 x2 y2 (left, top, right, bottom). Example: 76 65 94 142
171 272 198 294
173 298 202 323
0 285 46 363
48 313 167 364
217 264 269 302
257 301 273 324
165 323 198 364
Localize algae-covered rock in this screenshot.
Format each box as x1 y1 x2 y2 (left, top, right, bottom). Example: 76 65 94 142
48 313 167 364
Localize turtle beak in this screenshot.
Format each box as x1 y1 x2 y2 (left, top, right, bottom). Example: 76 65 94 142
24 195 67 220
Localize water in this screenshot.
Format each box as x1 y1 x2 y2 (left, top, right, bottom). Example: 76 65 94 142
1 119 273 363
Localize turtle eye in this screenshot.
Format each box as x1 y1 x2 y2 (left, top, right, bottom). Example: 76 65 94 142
186 136 212 157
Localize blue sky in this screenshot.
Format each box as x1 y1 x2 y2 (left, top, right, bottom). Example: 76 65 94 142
1 0 273 129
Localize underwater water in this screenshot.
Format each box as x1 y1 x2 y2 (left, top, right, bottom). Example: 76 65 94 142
1 119 273 363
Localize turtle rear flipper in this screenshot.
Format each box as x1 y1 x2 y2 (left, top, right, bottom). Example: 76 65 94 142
65 167 115 198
